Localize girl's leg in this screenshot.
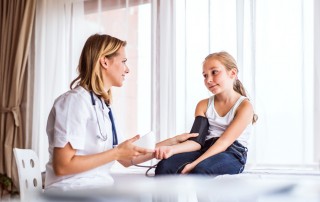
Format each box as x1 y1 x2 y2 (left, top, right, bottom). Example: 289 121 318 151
155 151 202 175
190 151 244 175
191 141 247 175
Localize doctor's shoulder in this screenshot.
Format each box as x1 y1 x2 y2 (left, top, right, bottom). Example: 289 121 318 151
52 87 90 113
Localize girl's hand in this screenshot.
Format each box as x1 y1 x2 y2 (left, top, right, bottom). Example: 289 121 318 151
116 135 154 161
154 146 174 159
181 162 196 174
174 133 199 144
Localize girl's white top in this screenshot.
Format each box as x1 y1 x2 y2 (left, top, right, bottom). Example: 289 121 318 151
45 86 123 191
205 95 253 147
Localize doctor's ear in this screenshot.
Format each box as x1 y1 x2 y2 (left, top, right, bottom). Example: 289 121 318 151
100 57 108 69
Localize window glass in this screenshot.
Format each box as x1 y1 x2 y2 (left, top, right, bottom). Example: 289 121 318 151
84 0 152 139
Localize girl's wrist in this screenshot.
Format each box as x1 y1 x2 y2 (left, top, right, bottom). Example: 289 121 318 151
171 146 178 155
169 137 177 145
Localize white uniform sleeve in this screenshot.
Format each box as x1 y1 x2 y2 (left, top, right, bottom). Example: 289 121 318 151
51 92 88 149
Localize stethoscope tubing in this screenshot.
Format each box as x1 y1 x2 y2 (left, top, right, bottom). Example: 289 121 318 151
90 91 118 147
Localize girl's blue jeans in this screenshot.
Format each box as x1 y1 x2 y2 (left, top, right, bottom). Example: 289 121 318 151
155 137 248 175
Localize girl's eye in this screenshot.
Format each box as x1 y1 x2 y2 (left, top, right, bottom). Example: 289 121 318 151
203 74 208 78
122 59 127 63
212 70 218 75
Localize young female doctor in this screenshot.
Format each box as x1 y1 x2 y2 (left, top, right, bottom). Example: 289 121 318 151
45 34 197 191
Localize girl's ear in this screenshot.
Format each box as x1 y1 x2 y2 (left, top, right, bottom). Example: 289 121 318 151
100 57 108 69
229 68 237 79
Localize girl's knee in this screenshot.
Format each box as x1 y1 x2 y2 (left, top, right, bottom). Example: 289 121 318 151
191 157 243 175
155 159 174 175
191 163 211 174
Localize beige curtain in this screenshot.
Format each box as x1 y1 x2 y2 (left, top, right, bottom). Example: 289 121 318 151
0 0 36 197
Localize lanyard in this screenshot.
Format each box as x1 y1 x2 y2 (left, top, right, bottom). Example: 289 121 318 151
107 105 118 147
90 91 118 147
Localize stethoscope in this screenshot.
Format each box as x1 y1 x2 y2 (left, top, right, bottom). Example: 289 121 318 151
90 91 118 148
90 91 158 175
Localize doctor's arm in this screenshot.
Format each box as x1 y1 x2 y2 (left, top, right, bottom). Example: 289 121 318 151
53 135 150 176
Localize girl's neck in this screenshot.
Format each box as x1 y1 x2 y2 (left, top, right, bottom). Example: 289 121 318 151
214 90 240 104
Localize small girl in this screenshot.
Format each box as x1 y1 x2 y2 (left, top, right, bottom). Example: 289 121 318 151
155 51 257 175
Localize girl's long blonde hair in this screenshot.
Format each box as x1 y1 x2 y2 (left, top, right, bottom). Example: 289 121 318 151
70 34 126 105
204 51 258 123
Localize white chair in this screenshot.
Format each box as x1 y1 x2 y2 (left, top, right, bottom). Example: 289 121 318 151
13 148 42 201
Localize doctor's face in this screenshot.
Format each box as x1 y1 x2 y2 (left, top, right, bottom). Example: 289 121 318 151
105 46 130 87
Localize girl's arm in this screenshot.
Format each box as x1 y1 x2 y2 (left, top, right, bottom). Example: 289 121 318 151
53 135 151 176
119 99 209 166
153 99 209 160
181 99 254 173
118 133 199 167
154 140 201 159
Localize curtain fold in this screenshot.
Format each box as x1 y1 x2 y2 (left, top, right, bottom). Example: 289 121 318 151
0 0 36 197
33 0 86 171
314 0 320 162
152 0 177 141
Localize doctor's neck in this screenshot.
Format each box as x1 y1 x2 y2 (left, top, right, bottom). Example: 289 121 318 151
103 81 111 92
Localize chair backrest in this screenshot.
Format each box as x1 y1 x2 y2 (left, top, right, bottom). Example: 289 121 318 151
13 148 42 201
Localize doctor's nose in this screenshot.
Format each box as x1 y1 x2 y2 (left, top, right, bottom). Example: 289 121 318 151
125 65 130 74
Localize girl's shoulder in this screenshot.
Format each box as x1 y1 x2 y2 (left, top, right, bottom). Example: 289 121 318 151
195 97 212 116
196 98 210 108
235 97 254 118
237 96 253 109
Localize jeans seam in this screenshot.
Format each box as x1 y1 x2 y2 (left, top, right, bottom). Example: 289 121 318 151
175 162 191 174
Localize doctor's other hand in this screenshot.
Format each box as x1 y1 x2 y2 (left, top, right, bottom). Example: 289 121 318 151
115 135 154 161
173 133 199 144
154 146 174 159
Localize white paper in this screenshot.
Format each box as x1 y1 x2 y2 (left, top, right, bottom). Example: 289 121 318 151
133 131 156 150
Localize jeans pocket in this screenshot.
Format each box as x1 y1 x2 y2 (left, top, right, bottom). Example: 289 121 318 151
228 141 247 165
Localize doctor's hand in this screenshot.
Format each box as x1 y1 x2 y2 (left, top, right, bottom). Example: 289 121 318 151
173 133 199 145
115 135 154 161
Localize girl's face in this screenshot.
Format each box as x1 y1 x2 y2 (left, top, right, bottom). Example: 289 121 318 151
202 58 236 94
103 46 129 88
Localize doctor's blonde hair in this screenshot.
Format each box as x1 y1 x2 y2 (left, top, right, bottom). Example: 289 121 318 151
70 34 126 105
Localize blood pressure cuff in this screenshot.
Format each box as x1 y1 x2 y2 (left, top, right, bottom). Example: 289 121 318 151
188 116 209 148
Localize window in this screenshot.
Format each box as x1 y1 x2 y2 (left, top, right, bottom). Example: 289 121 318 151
176 0 316 169
84 0 152 139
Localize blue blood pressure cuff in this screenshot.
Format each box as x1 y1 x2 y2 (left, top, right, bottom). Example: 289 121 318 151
188 116 209 148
